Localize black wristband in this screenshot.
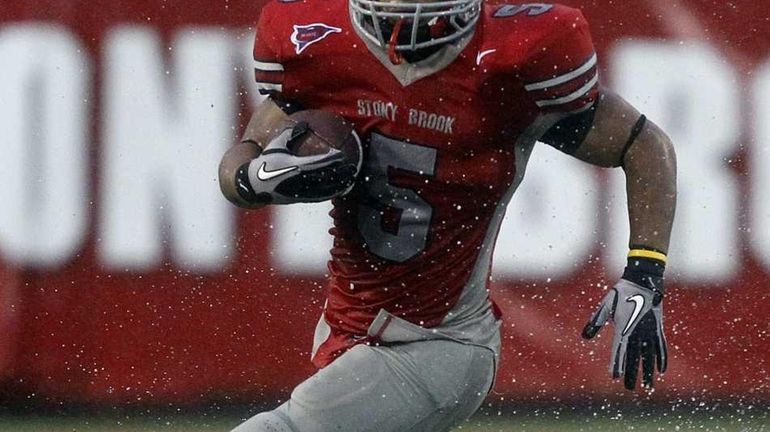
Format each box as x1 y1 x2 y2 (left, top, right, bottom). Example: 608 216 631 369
626 256 665 276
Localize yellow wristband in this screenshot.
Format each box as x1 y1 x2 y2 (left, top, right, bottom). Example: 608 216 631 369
628 248 667 264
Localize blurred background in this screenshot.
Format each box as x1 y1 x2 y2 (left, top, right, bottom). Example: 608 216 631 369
0 0 768 430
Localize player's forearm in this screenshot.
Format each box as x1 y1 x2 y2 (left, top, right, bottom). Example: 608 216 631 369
218 141 264 208
622 121 677 253
219 98 291 208
240 98 293 149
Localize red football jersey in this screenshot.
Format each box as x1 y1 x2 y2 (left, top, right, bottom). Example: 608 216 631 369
253 0 598 367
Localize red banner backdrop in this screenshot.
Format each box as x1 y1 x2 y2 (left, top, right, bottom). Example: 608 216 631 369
0 0 768 406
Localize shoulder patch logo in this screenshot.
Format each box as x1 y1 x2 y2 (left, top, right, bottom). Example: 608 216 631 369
291 23 342 54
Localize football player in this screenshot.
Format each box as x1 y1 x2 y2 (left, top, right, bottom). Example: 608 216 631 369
219 0 677 430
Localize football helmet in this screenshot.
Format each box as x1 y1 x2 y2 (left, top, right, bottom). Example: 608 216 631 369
350 0 481 62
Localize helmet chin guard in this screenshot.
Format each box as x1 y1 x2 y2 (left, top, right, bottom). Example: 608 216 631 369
350 0 481 53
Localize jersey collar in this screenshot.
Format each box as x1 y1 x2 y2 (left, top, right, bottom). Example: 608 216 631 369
349 5 477 87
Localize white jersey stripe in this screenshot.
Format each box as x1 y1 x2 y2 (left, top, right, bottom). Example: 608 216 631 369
256 82 283 92
254 60 284 72
534 72 598 108
524 53 597 91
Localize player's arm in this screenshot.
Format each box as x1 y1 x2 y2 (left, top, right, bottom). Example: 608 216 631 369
578 89 675 390
219 98 362 209
540 87 676 390
220 4 302 209
220 4 362 209
519 5 675 391
218 97 291 209
571 88 676 252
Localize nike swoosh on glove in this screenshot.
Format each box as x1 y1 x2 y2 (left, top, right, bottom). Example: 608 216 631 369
582 260 668 390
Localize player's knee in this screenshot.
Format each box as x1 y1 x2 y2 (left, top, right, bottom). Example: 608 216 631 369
230 411 295 432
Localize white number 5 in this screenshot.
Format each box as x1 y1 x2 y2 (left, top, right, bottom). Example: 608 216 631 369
357 133 437 262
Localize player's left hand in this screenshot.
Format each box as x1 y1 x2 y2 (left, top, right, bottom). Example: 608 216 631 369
582 258 668 390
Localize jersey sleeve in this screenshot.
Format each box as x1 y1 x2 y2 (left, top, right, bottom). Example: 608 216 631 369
253 7 285 96
522 9 599 114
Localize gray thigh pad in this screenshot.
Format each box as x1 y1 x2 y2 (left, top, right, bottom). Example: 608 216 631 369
266 339 496 432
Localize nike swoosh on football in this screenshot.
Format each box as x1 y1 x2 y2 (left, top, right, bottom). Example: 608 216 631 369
256 162 298 181
622 294 645 336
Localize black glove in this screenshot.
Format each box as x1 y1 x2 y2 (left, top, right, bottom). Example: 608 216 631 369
235 121 360 205
583 256 668 390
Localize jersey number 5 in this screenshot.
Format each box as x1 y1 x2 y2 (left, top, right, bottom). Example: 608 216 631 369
357 133 437 262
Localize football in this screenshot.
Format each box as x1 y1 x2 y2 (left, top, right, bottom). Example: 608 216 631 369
255 109 363 203
283 110 362 161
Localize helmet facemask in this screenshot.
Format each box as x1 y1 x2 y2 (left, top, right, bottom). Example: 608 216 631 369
350 0 481 64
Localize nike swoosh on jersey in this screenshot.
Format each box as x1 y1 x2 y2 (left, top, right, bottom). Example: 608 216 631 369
622 295 645 336
256 162 298 181
476 49 497 66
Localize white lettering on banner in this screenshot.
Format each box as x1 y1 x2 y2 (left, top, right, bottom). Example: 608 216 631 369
751 62 770 268
492 145 598 278
607 42 740 282
0 25 89 267
0 25 768 280
272 203 334 275
100 27 235 271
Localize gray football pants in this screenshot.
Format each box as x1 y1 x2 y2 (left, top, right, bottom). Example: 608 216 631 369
231 338 497 432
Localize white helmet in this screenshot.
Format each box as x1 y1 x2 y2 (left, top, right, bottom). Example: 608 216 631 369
350 0 481 62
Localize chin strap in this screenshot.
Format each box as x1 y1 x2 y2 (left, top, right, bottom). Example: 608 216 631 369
387 19 405 65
